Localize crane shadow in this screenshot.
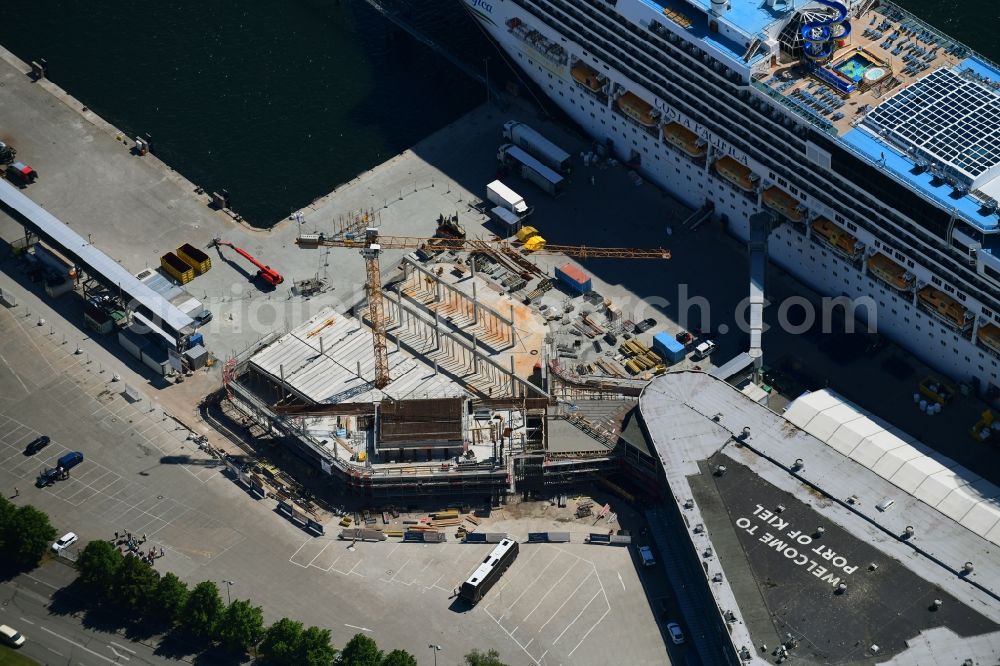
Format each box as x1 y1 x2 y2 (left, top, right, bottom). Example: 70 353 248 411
211 245 256 283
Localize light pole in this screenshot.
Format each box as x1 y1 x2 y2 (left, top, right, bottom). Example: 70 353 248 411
223 579 234 605
428 644 442 666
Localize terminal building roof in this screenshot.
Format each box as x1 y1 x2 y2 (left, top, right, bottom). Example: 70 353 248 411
639 371 1000 665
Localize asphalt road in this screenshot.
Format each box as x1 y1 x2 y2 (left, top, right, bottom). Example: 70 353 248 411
0 561 185 666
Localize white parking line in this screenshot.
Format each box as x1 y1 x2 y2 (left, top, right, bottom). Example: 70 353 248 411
567 607 611 658
288 538 312 567
537 571 594 633
502 550 562 617
551 590 601 646
307 541 333 567
522 558 583 623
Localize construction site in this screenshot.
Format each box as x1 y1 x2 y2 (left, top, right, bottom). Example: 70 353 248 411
220 216 684 504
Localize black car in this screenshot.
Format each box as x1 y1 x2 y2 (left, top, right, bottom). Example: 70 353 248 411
24 435 50 455
35 467 60 488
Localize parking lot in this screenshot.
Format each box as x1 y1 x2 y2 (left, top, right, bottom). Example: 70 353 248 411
283 534 665 666
0 279 670 664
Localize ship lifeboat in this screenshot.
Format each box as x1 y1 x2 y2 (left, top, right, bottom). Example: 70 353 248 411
571 61 606 92
762 186 805 222
978 323 1000 355
713 156 757 192
810 217 863 259
917 286 973 331
616 92 658 128
867 253 914 291
663 122 706 158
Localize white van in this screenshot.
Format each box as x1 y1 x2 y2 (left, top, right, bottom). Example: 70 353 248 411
638 545 656 567
0 624 25 647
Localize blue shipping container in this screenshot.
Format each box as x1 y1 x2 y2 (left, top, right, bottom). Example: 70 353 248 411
653 332 686 364
554 264 592 294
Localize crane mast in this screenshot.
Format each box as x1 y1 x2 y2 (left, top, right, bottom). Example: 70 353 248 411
361 228 391 389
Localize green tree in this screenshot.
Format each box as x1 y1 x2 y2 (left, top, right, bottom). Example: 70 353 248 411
182 581 224 639
464 649 508 666
113 555 160 614
77 540 124 594
259 617 304 665
381 649 417 666
217 598 264 653
0 496 14 551
1 505 57 567
340 633 382 666
150 572 188 625
298 626 337 666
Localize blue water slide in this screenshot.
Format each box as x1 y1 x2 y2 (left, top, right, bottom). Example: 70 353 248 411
801 0 851 62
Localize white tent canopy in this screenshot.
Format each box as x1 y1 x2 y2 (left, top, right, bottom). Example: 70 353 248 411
785 389 1000 545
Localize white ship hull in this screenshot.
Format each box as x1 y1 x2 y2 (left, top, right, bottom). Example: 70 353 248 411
462 0 1000 395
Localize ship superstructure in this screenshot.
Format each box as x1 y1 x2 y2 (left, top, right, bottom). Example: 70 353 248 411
462 0 1000 398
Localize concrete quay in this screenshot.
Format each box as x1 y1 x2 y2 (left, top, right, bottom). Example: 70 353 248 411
2 36 998 480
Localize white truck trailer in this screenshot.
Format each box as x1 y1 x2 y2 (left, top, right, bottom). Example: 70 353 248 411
502 121 571 173
498 144 566 197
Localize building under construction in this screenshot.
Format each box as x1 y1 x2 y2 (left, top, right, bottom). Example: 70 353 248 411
221 258 642 502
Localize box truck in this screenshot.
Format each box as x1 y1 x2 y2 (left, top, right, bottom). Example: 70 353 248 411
486 180 529 216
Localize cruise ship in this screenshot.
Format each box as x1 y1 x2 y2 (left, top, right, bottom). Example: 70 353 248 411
461 0 1000 399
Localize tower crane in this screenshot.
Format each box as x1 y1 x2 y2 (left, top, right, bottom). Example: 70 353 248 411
212 239 284 287
302 228 669 390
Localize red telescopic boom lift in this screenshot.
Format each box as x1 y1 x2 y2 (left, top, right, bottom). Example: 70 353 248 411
212 239 284 286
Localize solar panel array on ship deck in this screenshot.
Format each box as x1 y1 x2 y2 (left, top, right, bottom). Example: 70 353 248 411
864 68 1000 180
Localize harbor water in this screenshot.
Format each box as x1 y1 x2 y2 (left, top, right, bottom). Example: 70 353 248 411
0 0 996 226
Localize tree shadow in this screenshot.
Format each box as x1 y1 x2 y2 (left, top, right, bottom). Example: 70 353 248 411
121 615 166 643
0 558 40 584
154 627 211 661
191 643 249 665
46 578 91 617
80 605 129 635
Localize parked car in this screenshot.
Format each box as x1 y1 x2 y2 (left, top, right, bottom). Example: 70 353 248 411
638 545 656 567
675 331 693 345
24 435 51 455
52 532 78 553
35 467 60 487
667 622 685 645
0 624 25 647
